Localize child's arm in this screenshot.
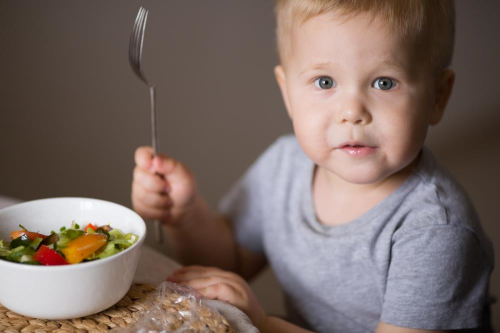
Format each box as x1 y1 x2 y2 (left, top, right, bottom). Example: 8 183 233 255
163 200 267 279
131 147 267 279
168 266 455 333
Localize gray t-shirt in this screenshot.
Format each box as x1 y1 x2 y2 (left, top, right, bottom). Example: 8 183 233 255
219 135 494 332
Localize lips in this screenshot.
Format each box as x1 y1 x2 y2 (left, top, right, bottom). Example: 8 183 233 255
337 141 376 157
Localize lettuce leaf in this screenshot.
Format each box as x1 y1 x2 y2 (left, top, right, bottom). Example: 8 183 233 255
0 240 12 258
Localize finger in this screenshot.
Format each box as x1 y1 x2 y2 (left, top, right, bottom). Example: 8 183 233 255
134 146 154 169
132 197 169 220
133 166 169 193
152 155 193 183
132 181 172 210
179 275 240 290
173 272 245 298
196 281 244 304
201 283 238 302
167 265 222 280
167 266 237 283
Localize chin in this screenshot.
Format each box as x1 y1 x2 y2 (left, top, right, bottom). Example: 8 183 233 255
338 168 389 185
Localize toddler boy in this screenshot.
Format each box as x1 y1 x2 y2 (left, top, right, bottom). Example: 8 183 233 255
132 0 494 332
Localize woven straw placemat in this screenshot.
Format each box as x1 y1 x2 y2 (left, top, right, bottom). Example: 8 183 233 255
0 283 235 333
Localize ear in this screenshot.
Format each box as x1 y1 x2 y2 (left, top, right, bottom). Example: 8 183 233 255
430 69 455 125
274 65 293 119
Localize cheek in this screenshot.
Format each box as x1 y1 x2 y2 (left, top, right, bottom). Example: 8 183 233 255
382 102 430 160
290 97 332 159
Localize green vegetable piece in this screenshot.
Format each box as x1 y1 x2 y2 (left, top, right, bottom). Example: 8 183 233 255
96 229 111 240
60 226 66 232
66 229 84 240
111 239 135 248
96 242 119 259
108 229 124 241
10 234 31 249
30 238 43 251
69 221 80 230
11 246 25 253
20 260 41 265
20 254 34 262
0 246 12 258
6 249 26 262
19 224 27 231
124 233 138 242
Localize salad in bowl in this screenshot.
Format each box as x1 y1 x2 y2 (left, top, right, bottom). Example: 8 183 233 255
0 222 138 265
0 197 146 319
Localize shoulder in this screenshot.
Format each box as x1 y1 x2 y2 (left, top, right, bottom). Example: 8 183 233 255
394 147 493 260
383 221 493 329
260 134 306 164
384 158 494 329
250 134 310 180
220 134 310 201
398 147 478 229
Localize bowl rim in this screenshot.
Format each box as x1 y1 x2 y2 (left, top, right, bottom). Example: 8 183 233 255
0 197 147 271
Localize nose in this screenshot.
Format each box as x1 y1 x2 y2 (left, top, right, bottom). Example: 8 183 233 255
334 95 371 125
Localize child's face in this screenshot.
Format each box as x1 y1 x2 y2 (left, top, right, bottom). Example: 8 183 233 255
275 11 453 185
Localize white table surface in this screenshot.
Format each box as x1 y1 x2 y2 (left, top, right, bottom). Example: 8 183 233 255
0 195 181 286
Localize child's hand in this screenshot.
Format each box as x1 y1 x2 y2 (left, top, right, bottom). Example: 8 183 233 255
132 146 198 225
167 265 267 329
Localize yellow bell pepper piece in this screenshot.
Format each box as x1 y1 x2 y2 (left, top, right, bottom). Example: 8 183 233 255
61 233 107 264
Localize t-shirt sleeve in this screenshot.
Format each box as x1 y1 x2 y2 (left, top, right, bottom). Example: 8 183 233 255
381 225 492 330
218 137 288 255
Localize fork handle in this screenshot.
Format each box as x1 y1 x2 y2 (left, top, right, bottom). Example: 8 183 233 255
150 85 159 156
154 219 163 244
154 174 164 244
149 85 163 244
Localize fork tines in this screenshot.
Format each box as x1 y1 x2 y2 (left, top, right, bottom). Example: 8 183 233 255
129 7 150 85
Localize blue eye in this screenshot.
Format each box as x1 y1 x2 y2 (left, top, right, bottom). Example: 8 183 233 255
373 77 396 90
314 76 336 89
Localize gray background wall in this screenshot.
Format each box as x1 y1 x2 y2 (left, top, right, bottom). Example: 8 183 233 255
1 0 499 329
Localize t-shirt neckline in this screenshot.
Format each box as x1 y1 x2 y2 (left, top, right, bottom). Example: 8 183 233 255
301 149 429 236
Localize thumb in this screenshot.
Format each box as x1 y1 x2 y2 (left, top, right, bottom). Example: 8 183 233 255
152 155 191 179
135 146 155 170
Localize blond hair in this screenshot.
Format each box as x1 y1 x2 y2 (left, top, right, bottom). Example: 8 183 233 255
275 0 455 73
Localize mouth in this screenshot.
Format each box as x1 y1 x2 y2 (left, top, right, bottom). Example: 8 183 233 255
337 141 376 157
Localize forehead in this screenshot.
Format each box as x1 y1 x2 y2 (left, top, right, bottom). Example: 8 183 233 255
289 11 418 74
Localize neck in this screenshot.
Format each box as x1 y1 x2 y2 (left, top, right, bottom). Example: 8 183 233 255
312 153 421 226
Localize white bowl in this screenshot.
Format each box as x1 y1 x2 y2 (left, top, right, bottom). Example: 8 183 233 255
0 197 146 320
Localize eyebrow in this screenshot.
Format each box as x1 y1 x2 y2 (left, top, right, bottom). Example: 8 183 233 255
379 59 407 73
299 62 334 75
299 59 408 76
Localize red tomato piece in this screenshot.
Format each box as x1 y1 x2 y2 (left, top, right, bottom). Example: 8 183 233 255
84 223 97 233
10 230 47 241
33 245 68 265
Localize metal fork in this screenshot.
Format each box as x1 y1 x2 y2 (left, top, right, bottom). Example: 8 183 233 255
129 7 163 244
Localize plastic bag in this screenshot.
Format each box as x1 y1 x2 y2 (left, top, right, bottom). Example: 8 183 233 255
110 281 235 333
